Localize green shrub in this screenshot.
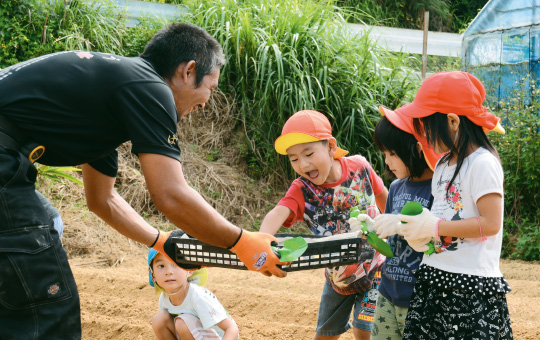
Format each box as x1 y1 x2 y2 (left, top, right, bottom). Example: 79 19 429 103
0 0 161 68
490 82 540 261
184 0 418 182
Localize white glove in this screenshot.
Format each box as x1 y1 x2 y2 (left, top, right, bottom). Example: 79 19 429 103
373 214 402 239
398 208 442 241
347 214 375 233
407 236 432 253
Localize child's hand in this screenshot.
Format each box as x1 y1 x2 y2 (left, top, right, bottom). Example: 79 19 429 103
347 214 374 233
398 208 443 240
407 236 432 252
373 214 402 239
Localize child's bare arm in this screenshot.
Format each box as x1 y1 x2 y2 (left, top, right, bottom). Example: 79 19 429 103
438 192 503 238
375 187 389 214
259 205 291 235
217 317 239 340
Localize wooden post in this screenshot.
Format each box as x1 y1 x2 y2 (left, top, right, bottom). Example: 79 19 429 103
422 11 429 80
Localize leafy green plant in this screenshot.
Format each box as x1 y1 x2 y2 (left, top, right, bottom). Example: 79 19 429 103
206 148 221 162
0 0 163 68
36 165 83 185
490 78 540 261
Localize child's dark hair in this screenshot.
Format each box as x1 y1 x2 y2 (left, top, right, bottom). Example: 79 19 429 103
374 116 429 179
413 113 499 196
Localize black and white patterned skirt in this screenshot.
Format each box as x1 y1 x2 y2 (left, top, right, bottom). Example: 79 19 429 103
403 264 513 340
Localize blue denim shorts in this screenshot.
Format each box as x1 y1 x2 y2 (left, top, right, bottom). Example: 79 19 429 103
316 269 382 336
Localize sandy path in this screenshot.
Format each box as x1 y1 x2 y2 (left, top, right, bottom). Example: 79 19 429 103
72 253 540 340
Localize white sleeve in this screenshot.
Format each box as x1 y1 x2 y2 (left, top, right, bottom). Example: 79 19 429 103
470 152 504 203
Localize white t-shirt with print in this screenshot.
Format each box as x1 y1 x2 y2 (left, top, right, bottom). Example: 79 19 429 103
159 283 230 338
423 147 504 277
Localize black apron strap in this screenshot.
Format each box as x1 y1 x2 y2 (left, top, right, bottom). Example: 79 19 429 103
0 114 45 163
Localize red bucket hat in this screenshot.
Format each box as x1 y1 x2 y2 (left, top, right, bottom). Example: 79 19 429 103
379 106 445 170
396 71 505 134
274 110 349 159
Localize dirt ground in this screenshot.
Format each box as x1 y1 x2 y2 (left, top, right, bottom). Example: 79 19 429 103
71 250 540 340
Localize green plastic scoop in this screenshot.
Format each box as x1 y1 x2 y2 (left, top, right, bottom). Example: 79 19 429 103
400 201 424 215
350 207 394 257
273 237 308 261
400 201 435 255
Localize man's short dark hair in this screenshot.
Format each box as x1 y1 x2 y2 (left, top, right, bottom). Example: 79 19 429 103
140 22 225 86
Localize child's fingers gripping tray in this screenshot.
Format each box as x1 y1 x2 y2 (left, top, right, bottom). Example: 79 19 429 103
172 233 363 272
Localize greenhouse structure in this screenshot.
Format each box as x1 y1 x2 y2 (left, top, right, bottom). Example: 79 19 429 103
462 0 540 107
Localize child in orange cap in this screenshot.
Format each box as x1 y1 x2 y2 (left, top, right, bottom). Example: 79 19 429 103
378 71 513 339
360 107 443 340
259 110 389 340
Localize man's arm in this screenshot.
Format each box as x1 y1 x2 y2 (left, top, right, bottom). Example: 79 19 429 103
81 163 159 246
83 154 287 277
138 153 239 248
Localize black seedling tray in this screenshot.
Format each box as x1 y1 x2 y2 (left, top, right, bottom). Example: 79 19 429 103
172 233 362 272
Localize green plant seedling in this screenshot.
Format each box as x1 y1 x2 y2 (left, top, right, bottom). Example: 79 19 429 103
350 206 394 257
273 237 308 262
400 202 435 255
361 221 394 257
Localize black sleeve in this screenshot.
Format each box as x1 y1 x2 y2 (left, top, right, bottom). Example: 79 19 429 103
88 150 119 177
113 82 182 162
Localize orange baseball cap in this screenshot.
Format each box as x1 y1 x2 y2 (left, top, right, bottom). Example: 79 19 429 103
274 110 349 159
379 106 445 170
396 71 505 134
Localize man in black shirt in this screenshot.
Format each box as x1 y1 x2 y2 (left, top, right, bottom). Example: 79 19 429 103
0 23 286 339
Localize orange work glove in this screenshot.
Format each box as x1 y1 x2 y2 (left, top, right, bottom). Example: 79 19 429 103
151 229 201 270
229 229 288 277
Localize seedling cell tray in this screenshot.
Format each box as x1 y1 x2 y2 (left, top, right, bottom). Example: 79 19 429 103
172 233 362 272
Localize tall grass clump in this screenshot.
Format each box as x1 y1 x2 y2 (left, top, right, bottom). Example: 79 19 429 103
184 0 418 182
489 79 540 261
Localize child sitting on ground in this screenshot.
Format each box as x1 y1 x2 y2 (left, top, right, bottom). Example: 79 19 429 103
148 249 239 340
259 110 388 340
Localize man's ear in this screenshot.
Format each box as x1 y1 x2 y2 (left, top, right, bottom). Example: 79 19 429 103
177 60 197 84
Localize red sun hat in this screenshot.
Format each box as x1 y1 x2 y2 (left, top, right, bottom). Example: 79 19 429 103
274 110 349 159
396 71 505 134
379 106 445 170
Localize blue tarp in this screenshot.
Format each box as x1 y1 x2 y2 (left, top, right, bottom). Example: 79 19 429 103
462 0 540 106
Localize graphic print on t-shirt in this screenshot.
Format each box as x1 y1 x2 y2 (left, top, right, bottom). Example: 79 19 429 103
296 165 383 295
299 167 377 236
432 179 462 251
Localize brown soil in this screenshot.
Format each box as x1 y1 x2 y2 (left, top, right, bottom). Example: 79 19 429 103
70 249 540 340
